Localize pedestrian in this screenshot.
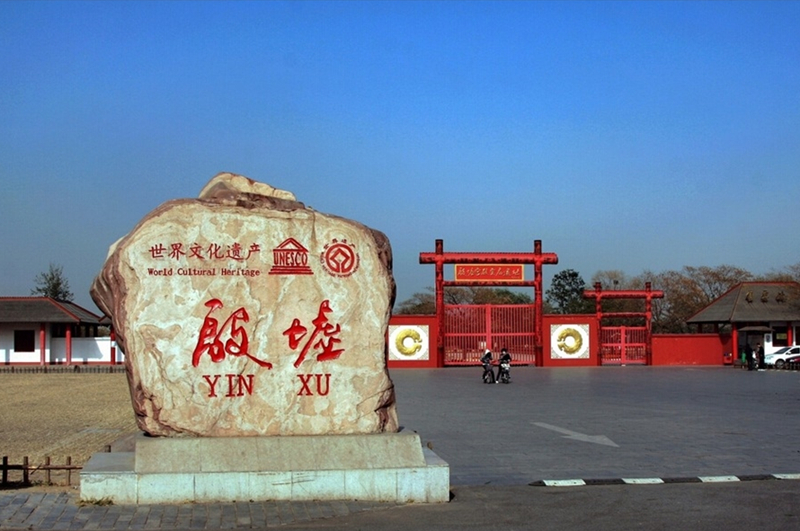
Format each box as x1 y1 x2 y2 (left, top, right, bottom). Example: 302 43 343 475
480 349 495 383
745 343 755 371
757 342 765 370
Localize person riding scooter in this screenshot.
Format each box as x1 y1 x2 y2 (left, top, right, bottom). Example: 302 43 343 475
497 347 512 384
480 349 495 383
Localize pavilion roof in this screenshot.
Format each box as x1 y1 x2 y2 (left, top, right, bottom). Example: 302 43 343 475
686 282 800 325
0 297 103 325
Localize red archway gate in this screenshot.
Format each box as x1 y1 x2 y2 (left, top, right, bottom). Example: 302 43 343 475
583 282 664 365
420 239 558 367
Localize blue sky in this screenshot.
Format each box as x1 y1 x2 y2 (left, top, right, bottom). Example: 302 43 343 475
2 1 799 312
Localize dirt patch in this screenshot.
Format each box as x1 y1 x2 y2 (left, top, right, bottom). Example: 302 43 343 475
0 372 138 487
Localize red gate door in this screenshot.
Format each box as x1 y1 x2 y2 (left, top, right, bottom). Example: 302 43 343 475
443 305 536 366
599 326 648 365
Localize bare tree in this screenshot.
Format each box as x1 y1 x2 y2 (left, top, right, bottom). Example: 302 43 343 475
394 287 533 315
642 265 752 333
591 269 641 318
682 265 753 302
590 270 630 290
761 262 800 283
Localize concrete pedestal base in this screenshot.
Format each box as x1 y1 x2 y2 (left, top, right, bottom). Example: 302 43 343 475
80 432 449 504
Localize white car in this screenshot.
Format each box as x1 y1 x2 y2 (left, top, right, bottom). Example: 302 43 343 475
764 346 800 369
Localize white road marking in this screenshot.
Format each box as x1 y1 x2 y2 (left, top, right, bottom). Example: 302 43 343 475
533 422 619 447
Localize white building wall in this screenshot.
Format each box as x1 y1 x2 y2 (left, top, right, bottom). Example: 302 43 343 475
0 323 44 364
0 325 12 363
51 337 116 363
0 323 124 364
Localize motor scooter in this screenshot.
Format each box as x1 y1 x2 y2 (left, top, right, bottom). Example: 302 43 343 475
497 358 511 384
481 360 496 383
480 350 495 384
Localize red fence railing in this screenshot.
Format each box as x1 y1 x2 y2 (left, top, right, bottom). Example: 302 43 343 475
444 305 536 365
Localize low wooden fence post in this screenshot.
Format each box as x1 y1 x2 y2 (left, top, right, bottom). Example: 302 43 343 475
1 455 83 486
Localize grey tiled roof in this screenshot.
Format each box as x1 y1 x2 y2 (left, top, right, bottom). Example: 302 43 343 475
0 297 103 324
686 282 800 324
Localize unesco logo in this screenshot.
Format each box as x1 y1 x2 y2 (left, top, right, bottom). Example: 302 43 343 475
320 239 359 278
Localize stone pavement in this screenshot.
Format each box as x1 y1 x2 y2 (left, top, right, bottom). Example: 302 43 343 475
0 491 397 529
2 366 800 530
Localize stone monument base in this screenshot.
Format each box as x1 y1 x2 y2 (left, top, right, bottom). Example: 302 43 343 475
80 431 449 504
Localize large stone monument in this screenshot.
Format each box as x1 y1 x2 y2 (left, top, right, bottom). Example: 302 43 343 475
80 173 448 504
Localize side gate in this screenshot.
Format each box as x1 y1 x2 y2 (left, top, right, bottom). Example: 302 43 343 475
443 305 537 366
599 326 648 365
585 282 663 366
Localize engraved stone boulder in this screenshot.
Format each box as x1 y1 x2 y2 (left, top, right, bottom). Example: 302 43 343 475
91 172 398 437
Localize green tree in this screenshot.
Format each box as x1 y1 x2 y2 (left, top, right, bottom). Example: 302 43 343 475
545 269 593 314
31 263 74 301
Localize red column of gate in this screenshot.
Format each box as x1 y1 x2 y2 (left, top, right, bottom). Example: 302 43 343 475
486 305 493 354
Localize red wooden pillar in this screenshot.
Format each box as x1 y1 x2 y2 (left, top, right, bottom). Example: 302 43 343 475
485 304 493 352
432 239 445 368
592 282 604 366
645 282 653 365
39 324 46 365
110 329 117 365
592 283 603 319
66 326 73 365
532 241 543 367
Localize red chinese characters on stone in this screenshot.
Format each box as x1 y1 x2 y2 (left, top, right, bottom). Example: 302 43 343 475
149 242 261 261
283 300 345 368
149 244 167 259
191 299 272 369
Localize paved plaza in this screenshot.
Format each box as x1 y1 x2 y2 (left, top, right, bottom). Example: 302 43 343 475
396 366 800 484
2 366 800 530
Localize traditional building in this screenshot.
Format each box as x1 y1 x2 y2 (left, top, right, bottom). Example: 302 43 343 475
0 297 120 365
686 282 800 359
